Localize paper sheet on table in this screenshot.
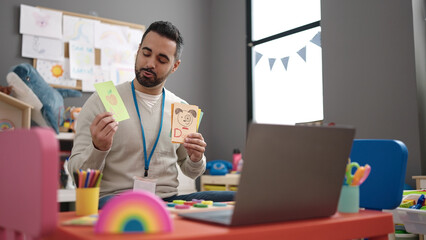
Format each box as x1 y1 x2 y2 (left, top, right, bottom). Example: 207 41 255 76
62 214 98 226
94 81 130 122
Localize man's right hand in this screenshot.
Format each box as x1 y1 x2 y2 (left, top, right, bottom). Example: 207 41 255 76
90 112 119 151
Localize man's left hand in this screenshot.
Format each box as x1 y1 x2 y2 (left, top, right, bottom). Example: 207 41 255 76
184 133 207 162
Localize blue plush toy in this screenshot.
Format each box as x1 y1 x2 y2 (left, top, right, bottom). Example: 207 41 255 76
10 63 82 134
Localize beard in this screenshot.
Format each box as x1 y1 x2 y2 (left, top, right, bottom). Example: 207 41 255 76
135 67 171 88
135 67 160 88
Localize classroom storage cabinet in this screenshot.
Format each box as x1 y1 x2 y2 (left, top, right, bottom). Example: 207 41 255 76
0 92 31 130
200 174 240 191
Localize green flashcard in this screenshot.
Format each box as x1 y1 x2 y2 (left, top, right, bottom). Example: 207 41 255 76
94 81 130 122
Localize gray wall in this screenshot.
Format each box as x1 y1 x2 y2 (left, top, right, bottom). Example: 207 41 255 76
321 0 422 186
0 0 248 163
210 1 247 160
413 0 426 175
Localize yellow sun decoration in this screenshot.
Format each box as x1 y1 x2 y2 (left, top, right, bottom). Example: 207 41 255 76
51 65 64 78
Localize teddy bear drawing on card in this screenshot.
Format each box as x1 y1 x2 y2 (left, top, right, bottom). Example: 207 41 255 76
8 63 82 134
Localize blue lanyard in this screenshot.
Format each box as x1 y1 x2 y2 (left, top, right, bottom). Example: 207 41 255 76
131 81 165 177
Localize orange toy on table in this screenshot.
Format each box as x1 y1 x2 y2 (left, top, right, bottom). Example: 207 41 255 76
70 107 82 132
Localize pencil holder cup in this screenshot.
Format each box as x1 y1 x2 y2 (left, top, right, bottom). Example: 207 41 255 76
337 185 359 213
76 187 100 216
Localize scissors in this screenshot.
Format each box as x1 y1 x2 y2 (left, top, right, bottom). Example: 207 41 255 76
355 164 371 186
345 162 360 185
346 163 371 186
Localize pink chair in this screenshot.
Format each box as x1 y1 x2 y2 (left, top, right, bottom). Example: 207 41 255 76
0 128 59 240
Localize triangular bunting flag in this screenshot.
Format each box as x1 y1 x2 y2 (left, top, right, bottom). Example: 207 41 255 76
310 31 321 47
255 52 263 66
297 46 307 62
268 58 276 70
281 57 289 71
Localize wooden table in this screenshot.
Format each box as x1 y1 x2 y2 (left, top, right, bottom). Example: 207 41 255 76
45 209 394 240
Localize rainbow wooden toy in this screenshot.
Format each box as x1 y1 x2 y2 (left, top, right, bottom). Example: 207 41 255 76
94 191 173 234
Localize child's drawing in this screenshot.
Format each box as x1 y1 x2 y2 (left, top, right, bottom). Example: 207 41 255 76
33 12 50 28
82 66 109 92
22 34 63 61
127 28 144 52
32 37 45 54
36 59 76 87
63 16 98 45
95 22 129 48
20 4 62 39
101 46 134 67
110 64 134 85
69 41 95 81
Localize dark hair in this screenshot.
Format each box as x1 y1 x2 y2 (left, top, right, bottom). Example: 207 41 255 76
141 21 184 60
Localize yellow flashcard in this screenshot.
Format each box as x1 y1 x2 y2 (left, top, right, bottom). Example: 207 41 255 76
197 109 203 131
94 81 130 122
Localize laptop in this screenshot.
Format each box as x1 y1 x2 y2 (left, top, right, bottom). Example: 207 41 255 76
178 123 355 226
